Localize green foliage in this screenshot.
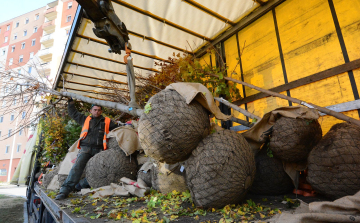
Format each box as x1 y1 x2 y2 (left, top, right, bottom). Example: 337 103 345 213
136 52 241 106
267 147 274 158
64 120 82 147
283 196 300 208
144 102 152 114
39 115 68 167
39 114 82 167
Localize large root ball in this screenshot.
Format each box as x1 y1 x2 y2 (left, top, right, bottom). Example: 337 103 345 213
43 167 58 188
138 89 210 164
152 163 188 194
58 174 67 187
85 149 137 188
269 117 322 162
186 130 256 208
138 169 152 188
250 147 293 195
307 122 360 199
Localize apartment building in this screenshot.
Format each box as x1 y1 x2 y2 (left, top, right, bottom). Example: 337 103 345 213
0 0 78 182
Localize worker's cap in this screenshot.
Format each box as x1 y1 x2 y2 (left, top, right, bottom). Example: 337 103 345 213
91 104 103 110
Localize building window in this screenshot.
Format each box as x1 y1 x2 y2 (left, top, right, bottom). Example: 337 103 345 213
0 116 3 122
2 49 5 55
29 52 34 59
6 25 10 31
28 66 32 74
35 14 39 20
25 18 29 24
33 27 37 33
68 2 73 9
14 33 17 40
22 111 26 119
9 58 13 66
19 129 22 136
23 30 27 36
0 169 6 176
13 99 16 105
17 69 21 75
19 55 23 63
66 15 71 22
8 129 11 137
2 100 6 107
16 144 21 152
15 22 19 28
5 145 9 153
21 42 25 49
31 39 36 46
4 36 8 42
11 46 15 52
10 114 14 121
0 131 1 137
65 29 70 36
0 28 1 33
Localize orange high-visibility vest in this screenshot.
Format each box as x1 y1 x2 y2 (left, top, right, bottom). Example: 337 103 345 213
77 116 111 150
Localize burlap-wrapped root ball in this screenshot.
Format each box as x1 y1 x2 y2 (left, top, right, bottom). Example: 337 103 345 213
152 162 188 194
85 148 137 189
138 89 210 164
186 130 256 208
269 117 322 162
42 167 59 188
307 122 360 199
250 147 293 195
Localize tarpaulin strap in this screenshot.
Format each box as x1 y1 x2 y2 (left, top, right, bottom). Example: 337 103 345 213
129 181 141 188
38 173 43 184
293 183 316 197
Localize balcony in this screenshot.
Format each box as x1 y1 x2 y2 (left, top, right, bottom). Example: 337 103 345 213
38 48 53 63
47 0 58 8
43 20 56 34
40 34 54 48
44 6 57 21
39 62 51 77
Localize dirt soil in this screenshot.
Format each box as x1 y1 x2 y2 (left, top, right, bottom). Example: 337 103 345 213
49 189 330 223
0 194 25 223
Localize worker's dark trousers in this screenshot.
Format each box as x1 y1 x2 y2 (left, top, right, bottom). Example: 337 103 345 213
60 146 102 195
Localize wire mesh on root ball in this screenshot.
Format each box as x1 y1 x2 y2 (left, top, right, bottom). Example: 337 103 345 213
58 174 67 187
138 169 152 188
85 147 138 189
138 89 210 164
151 162 188 194
250 146 294 195
307 122 360 199
186 130 256 209
269 117 322 163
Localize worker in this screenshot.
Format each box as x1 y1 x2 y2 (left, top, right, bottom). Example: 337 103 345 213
55 98 118 200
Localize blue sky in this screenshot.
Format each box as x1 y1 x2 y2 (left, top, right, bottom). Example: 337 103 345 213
0 0 53 23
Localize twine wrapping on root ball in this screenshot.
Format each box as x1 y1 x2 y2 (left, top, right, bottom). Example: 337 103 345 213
186 130 256 208
269 117 322 163
138 89 210 164
307 122 360 199
152 162 188 194
85 139 138 189
250 147 293 195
